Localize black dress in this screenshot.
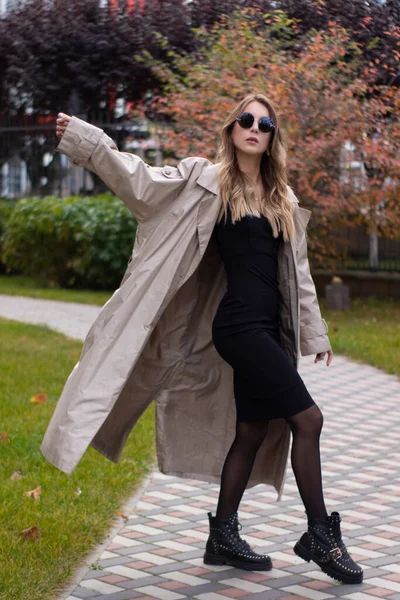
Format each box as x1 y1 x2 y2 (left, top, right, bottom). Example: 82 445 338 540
212 205 315 421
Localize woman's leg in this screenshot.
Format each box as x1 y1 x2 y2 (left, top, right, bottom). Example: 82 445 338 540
286 404 327 520
216 419 270 518
288 404 363 583
204 418 272 570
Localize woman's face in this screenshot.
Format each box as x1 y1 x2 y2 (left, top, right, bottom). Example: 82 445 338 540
231 101 272 157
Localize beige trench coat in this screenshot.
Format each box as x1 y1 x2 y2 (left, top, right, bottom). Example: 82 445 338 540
41 117 331 498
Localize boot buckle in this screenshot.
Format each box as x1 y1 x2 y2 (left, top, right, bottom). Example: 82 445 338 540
330 547 342 560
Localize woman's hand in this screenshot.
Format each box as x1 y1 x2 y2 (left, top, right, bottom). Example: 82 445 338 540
56 113 72 139
315 350 333 366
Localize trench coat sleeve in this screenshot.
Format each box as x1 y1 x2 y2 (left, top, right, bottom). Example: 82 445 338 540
56 116 204 222
292 197 332 356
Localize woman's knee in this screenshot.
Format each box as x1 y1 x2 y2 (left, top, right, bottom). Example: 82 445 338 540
310 405 324 433
235 420 269 450
289 404 324 437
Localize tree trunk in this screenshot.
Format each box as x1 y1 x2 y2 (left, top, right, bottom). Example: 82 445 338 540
368 231 379 270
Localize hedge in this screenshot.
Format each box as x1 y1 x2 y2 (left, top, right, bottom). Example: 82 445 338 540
1 195 137 289
0 198 17 274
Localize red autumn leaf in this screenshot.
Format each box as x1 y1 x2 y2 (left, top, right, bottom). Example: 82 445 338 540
24 486 41 500
30 394 48 404
19 526 41 540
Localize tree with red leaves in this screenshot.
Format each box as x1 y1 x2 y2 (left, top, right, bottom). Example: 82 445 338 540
145 9 400 263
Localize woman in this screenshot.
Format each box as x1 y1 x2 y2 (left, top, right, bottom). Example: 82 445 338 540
49 93 362 584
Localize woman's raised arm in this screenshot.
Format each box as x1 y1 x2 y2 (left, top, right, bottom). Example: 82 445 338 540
55 113 200 223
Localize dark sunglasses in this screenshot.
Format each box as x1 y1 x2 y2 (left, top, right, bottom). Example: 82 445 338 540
237 112 275 134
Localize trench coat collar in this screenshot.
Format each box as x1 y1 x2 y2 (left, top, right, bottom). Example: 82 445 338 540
195 163 312 260
196 162 220 195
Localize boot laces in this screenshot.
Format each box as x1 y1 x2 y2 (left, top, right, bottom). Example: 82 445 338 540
231 521 252 552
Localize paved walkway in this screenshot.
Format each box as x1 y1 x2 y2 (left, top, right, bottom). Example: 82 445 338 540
1 295 400 600
0 294 101 340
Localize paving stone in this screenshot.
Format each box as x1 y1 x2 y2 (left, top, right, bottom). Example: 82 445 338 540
360 567 392 578
113 545 158 556
147 564 197 577
90 591 143 600
82 569 112 580
320 582 371 596
100 557 146 569
194 570 243 584
362 556 400 568
264 575 310 589
118 577 167 590
377 544 400 555
169 551 206 561
243 593 287 600
69 587 99 599
176 582 233 597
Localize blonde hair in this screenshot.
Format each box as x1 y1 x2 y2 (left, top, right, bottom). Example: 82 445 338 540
216 93 295 241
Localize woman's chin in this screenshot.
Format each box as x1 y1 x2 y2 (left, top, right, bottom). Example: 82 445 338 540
237 145 265 157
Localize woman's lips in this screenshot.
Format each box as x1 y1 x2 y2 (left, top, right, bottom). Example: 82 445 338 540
246 137 259 143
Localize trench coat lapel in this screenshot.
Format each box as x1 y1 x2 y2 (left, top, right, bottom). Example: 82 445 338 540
283 206 312 296
295 206 312 237
195 163 221 259
293 206 312 254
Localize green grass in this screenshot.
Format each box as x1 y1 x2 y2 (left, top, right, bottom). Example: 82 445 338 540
0 275 111 305
0 318 155 600
322 297 400 377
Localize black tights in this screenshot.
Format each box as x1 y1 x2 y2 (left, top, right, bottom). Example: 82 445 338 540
216 404 328 521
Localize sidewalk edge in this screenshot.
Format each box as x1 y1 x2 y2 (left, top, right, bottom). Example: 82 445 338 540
55 468 156 600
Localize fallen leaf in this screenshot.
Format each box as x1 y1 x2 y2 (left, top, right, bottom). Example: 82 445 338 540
19 526 41 540
10 471 22 481
75 488 82 496
30 394 48 404
24 486 41 500
19 336 27 341
0 432 7 442
117 512 128 520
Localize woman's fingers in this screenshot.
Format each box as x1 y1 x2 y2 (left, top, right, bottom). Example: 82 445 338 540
56 113 72 139
314 350 334 366
57 112 71 123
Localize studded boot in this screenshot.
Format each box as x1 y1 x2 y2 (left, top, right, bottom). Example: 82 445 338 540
294 512 363 584
203 511 272 571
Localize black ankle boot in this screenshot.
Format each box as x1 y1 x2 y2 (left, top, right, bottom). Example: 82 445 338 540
203 511 272 571
294 512 363 584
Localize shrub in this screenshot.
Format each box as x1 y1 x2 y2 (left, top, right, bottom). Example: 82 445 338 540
1 195 137 289
0 198 17 275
